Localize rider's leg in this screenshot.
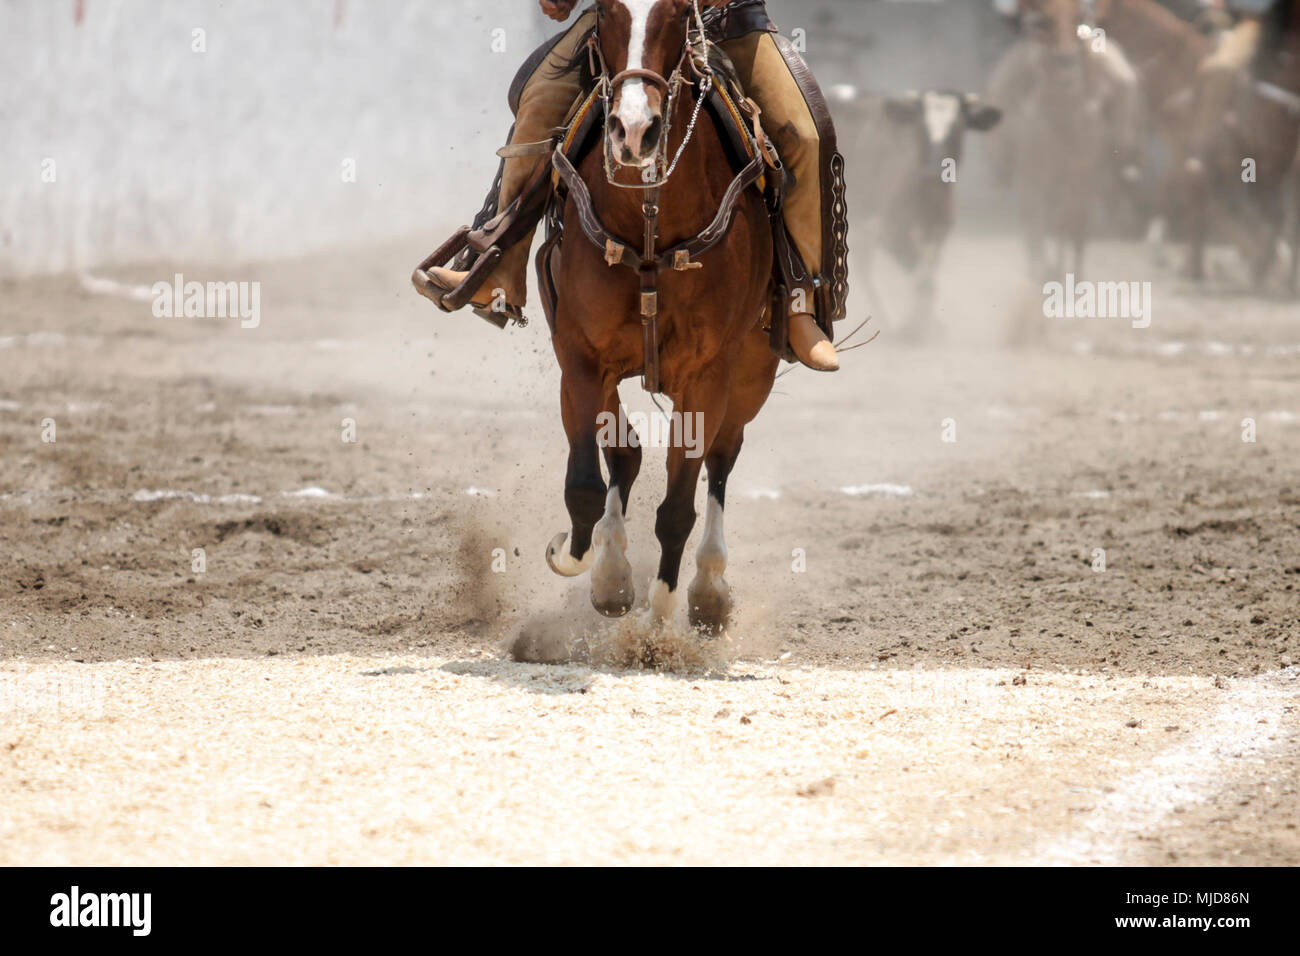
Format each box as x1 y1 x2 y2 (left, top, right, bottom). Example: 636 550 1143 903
430 10 595 309
1189 19 1262 163
722 30 838 371
1091 41 1143 180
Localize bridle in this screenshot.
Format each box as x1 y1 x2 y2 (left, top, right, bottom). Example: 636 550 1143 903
552 0 770 393
588 0 715 190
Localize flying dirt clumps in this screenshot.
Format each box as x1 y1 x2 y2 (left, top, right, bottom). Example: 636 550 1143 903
509 609 735 674
508 611 578 665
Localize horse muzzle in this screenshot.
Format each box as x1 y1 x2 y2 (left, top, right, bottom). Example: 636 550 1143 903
607 112 663 168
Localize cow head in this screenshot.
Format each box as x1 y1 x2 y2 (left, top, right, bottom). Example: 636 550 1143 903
884 91 1003 167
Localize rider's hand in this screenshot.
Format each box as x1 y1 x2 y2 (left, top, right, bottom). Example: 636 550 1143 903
540 0 578 22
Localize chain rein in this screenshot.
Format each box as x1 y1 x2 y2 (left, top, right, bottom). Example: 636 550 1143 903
589 1 715 191
581 1 720 392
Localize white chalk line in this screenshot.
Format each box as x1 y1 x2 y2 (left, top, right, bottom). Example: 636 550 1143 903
1030 667 1299 866
0 487 458 507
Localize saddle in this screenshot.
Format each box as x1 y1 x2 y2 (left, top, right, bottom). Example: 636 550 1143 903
412 9 848 379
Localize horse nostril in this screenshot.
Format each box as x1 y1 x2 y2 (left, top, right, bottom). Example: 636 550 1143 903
609 117 626 143
642 116 662 153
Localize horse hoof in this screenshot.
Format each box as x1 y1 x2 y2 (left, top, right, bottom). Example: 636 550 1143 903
647 579 678 624
687 576 732 635
592 588 634 618
590 550 634 617
545 532 591 577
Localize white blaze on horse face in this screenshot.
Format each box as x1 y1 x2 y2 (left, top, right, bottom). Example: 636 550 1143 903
613 0 660 165
922 91 962 146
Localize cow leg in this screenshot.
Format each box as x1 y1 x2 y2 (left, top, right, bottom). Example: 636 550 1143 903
904 236 941 342
1248 182 1284 288
545 364 605 578
1023 202 1046 281
1184 160 1208 281
1290 199 1300 297
590 389 641 616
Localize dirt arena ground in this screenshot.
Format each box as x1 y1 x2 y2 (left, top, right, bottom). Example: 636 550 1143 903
1 234 1298 865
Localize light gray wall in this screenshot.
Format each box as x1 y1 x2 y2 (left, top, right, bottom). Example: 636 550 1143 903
0 0 554 276
1 0 1018 277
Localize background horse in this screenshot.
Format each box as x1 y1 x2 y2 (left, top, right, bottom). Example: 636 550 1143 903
1093 0 1298 285
1185 5 1300 289
988 0 1138 279
543 0 776 632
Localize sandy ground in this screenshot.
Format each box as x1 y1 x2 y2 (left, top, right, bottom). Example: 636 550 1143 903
1 234 1298 864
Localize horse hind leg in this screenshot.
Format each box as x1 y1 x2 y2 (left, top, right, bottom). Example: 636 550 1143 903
648 377 728 625
684 333 777 633
687 426 743 634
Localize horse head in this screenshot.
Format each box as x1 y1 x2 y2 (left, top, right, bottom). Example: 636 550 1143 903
593 0 694 170
1020 0 1104 65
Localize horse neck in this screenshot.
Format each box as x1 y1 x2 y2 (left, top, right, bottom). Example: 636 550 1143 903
590 86 717 247
1104 0 1212 74
1277 24 1300 89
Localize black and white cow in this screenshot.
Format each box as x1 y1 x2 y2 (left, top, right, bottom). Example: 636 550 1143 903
831 86 1002 339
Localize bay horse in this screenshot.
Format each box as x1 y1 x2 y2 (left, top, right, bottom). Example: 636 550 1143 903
541 0 776 632
1071 0 1299 284
990 2 1137 279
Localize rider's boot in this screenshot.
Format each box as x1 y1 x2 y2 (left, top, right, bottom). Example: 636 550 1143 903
789 312 838 372
723 30 847 368
419 10 593 323
425 265 524 315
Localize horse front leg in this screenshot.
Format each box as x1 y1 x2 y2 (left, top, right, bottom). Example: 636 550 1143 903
589 387 641 617
545 366 606 579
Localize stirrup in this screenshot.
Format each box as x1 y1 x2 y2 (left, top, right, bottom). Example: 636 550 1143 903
412 233 525 330
411 228 525 330
412 147 557 330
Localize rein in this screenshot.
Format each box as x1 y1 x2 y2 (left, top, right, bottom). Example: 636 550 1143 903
554 1 768 393
588 7 713 192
